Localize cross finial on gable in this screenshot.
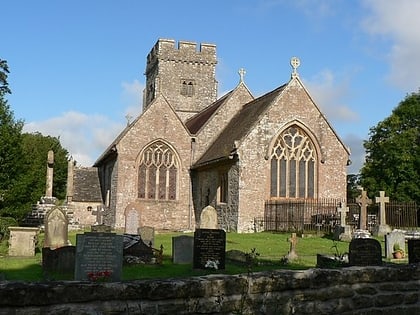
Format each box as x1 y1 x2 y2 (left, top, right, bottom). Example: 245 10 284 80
290 57 300 78
238 68 246 83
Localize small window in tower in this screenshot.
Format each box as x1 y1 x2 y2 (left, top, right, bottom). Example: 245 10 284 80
180 80 194 97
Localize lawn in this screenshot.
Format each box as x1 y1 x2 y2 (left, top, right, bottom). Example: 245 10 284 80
0 230 354 282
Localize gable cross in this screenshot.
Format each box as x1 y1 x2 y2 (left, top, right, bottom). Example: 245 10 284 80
238 68 246 82
290 57 300 78
375 190 389 226
356 188 372 230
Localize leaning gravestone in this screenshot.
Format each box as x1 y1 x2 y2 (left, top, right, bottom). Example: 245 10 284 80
193 229 226 270
172 235 194 264
44 206 69 249
200 205 218 229
408 239 420 264
385 231 405 259
348 238 382 266
74 232 123 281
8 227 39 257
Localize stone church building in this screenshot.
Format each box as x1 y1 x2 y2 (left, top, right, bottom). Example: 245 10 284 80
66 38 350 233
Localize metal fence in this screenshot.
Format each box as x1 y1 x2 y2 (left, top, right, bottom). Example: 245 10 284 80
254 198 419 233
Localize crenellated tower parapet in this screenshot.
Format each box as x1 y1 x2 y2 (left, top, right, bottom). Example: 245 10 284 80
144 39 218 121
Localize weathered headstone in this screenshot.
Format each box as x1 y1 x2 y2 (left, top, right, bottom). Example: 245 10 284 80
286 233 298 260
334 202 352 241
172 235 194 264
385 231 405 259
74 232 123 281
8 227 39 257
408 239 420 264
193 229 226 270
372 191 391 237
123 234 154 264
125 208 139 235
42 246 76 274
200 205 218 229
44 207 69 249
356 189 372 230
138 226 155 247
348 238 382 266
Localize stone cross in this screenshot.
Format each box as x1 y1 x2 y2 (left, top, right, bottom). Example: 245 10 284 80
375 190 389 226
45 150 54 198
337 202 349 227
290 57 300 78
356 189 372 230
238 68 246 82
287 232 298 260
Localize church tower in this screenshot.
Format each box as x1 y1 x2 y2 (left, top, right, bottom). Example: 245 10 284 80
143 39 218 121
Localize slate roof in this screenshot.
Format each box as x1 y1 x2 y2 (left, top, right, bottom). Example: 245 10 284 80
185 91 233 134
193 83 287 168
72 167 102 202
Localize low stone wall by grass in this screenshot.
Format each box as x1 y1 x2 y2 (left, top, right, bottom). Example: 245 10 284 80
1 264 420 314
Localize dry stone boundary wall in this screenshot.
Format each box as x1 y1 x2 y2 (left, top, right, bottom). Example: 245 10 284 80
1 265 420 314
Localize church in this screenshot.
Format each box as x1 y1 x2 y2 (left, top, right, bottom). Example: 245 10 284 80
65 38 350 233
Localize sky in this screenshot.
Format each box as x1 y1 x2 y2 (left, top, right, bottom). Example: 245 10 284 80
3 0 420 174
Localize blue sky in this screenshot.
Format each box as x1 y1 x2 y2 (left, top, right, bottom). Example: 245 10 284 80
3 0 420 174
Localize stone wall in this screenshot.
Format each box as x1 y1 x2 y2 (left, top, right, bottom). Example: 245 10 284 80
1 265 419 314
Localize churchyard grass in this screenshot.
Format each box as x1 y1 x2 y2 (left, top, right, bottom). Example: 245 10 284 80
0 230 352 281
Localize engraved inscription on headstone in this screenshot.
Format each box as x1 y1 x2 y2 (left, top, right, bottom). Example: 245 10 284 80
408 239 420 264
193 229 226 270
74 232 123 281
349 238 382 266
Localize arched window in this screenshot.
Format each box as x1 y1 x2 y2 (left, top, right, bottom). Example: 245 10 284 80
270 126 316 198
138 141 178 200
180 80 194 97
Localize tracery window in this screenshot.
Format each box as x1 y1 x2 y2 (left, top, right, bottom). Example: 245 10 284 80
138 141 178 200
270 126 316 198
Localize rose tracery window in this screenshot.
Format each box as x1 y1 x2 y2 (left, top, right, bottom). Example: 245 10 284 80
270 126 316 198
138 141 178 200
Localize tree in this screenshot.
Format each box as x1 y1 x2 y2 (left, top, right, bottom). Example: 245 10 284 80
360 91 420 203
0 59 25 217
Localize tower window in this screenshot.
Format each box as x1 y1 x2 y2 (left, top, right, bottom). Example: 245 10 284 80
138 141 179 201
219 172 228 203
181 80 194 97
270 126 317 198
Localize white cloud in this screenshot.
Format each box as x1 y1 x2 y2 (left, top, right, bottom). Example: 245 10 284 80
121 79 143 123
23 112 124 167
343 133 366 174
304 70 359 122
361 0 420 91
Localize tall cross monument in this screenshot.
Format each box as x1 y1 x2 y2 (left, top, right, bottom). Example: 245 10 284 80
373 190 391 236
45 150 54 198
356 188 372 230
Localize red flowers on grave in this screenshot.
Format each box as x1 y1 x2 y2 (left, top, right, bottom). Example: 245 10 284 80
87 270 112 282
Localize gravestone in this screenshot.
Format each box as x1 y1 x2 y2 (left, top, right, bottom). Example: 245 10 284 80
123 234 154 264
125 208 139 235
8 227 39 256
334 202 352 241
193 229 226 270
42 246 76 274
356 189 372 230
139 226 155 247
372 191 391 237
44 207 69 249
74 232 123 281
408 239 420 264
385 231 405 259
286 233 298 260
200 205 218 229
348 238 382 266
172 235 194 264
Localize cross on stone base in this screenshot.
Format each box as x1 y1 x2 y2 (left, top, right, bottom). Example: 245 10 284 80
287 233 298 260
373 190 391 237
356 189 372 230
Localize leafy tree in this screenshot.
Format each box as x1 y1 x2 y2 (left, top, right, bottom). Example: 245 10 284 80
347 174 361 201
0 59 25 218
360 91 420 203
